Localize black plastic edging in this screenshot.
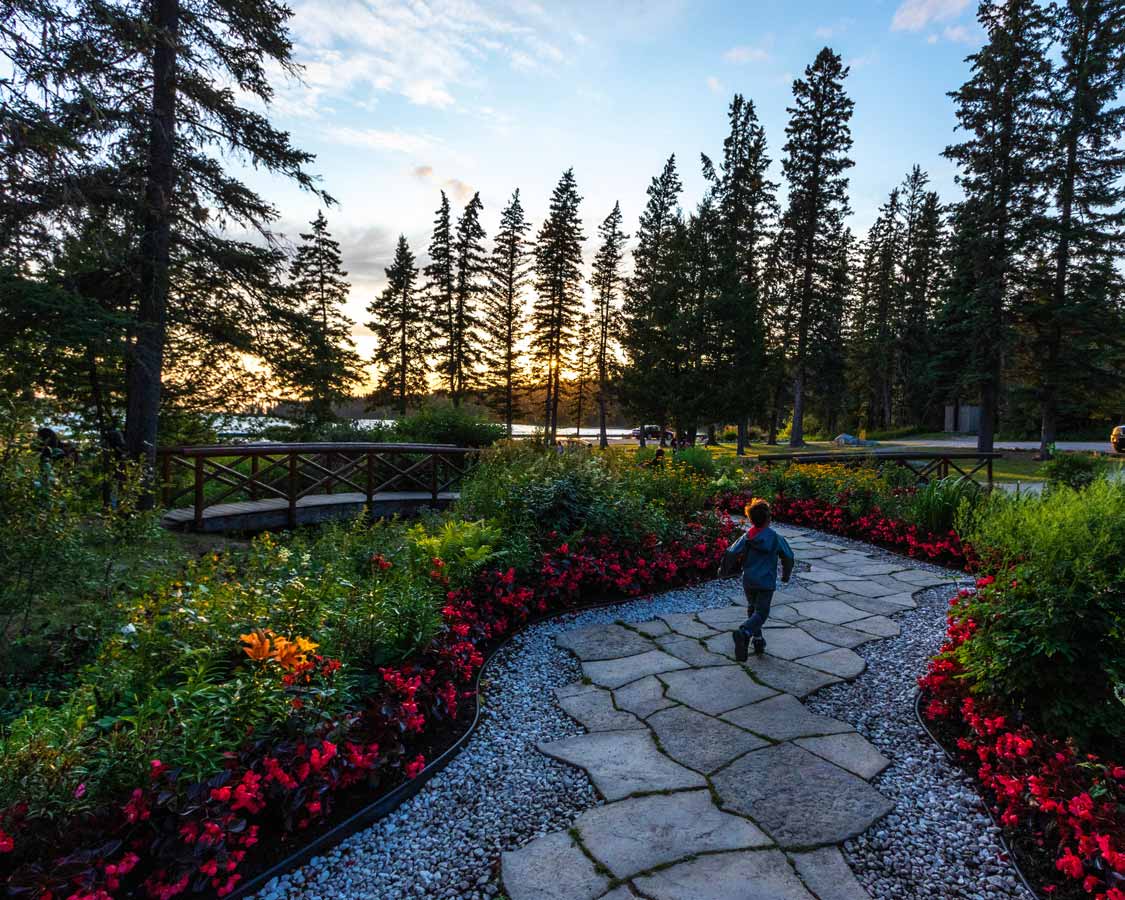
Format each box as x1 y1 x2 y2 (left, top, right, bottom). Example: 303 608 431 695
913 689 1041 900
224 586 688 900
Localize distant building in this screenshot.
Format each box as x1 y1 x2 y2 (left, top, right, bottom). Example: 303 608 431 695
944 401 980 434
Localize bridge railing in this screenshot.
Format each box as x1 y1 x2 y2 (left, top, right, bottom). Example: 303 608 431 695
754 450 1002 488
158 442 477 529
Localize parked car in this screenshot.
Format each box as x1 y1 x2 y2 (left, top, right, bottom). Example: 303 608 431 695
631 425 675 442
1112 424 1125 453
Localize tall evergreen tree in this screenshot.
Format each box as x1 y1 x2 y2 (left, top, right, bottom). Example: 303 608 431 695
481 190 532 435
620 155 684 444
702 94 778 453
1 0 325 484
446 193 487 406
423 192 456 396
589 202 629 448
531 169 585 442
1030 0 1125 455
368 236 428 415
276 212 362 425
943 0 1051 451
779 47 855 446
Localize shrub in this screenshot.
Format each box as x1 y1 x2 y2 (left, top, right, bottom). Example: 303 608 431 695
393 405 505 448
1039 452 1108 492
672 446 715 476
906 477 980 535
951 480 1125 747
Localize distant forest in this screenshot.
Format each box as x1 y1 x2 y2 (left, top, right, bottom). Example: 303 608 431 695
3 0 1123 462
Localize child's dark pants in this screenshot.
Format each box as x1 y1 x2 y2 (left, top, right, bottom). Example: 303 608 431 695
739 587 774 639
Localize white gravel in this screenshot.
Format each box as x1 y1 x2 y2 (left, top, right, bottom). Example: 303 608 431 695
258 529 1033 900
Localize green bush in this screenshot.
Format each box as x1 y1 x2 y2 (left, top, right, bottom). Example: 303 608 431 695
1039 452 1108 492
906 477 980 534
393 405 505 447
672 446 715 476
954 480 1125 748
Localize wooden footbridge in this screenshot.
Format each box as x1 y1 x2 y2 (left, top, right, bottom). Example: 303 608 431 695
159 443 476 532
755 450 1002 488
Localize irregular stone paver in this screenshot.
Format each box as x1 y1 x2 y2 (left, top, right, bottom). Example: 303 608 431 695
500 830 608 900
797 618 877 649
633 849 816 900
576 790 769 879
834 580 905 599
847 615 901 637
612 675 676 718
801 567 860 582
844 594 917 616
658 611 717 638
798 647 867 679
842 562 910 577
557 623 654 661
556 684 644 732
538 730 706 800
695 604 749 629
656 635 732 668
757 626 837 660
875 591 919 607
712 743 893 847
791 599 870 625
769 603 806 623
598 887 639 900
659 665 776 715
796 733 891 780
632 619 671 638
733 645 844 696
892 568 955 586
582 649 690 689
790 847 873 899
721 693 853 741
647 705 768 773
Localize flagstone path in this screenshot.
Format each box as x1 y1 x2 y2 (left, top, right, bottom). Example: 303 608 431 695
499 527 955 900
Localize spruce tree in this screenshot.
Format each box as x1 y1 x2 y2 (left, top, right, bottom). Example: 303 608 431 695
423 192 456 398
1030 0 1125 455
447 193 487 406
1 0 326 484
589 202 629 448
481 190 532 435
780 48 855 446
368 236 428 415
531 169 585 442
620 155 684 444
943 0 1051 451
702 94 778 453
276 212 363 425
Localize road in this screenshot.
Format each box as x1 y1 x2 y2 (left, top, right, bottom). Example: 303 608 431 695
891 438 1117 453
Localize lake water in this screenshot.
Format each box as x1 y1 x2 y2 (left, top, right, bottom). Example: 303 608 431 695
218 416 635 439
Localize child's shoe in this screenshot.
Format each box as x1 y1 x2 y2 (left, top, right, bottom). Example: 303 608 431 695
732 630 749 662
752 637 767 656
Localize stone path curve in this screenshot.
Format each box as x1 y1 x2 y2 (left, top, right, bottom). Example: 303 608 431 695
499 526 954 900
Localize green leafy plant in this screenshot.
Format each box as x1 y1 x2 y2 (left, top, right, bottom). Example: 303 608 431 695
1039 452 1109 492
906 477 980 534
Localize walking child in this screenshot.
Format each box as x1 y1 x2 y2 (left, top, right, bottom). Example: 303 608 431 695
727 500 795 661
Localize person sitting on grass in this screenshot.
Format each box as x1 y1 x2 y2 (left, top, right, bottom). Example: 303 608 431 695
730 499 795 661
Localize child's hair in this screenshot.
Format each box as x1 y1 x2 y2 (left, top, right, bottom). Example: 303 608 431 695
748 499 771 527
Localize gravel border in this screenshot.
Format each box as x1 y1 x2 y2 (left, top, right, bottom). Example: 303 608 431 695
259 529 1032 900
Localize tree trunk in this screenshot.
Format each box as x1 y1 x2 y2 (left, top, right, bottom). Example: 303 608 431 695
789 362 806 447
597 387 608 449
736 420 746 456
977 378 997 454
125 0 178 507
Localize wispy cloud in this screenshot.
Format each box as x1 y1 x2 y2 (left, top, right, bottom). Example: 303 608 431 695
411 165 476 204
326 126 435 155
815 17 854 39
706 75 724 94
891 0 969 32
723 43 770 64
941 24 979 44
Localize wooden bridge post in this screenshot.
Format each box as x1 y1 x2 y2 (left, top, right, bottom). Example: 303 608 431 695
288 454 298 529
250 454 260 501
365 451 375 505
431 453 439 501
987 457 993 489
193 456 204 530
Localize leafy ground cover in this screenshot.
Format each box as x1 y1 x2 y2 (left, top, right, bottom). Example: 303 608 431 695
0 440 729 899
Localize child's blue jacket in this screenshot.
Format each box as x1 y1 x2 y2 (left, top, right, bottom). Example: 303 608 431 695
729 526 795 590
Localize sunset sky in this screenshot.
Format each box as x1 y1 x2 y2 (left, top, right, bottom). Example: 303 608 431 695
236 0 984 358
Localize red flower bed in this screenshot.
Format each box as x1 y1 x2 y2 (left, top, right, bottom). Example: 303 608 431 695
719 490 974 570
919 581 1125 899
0 519 732 900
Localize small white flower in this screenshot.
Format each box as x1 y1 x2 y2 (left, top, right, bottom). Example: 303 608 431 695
120 623 137 635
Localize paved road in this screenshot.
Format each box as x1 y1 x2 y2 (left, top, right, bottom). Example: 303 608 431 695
892 438 1118 453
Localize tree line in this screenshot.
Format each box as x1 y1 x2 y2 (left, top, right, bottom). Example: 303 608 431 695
2 0 1123 477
